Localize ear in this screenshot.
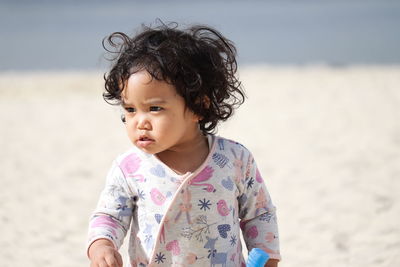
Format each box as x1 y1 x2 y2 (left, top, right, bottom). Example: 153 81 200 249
194 95 211 109
190 111 203 122
192 95 210 122
202 95 211 109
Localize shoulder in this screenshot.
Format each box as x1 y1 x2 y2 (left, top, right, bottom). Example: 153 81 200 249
214 135 253 156
113 147 150 176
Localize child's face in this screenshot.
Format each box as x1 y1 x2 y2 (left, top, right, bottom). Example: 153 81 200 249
121 71 201 155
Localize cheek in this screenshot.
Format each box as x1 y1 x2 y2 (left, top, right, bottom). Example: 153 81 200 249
154 118 173 133
125 123 135 138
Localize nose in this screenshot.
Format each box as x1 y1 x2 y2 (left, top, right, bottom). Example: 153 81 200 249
136 114 151 130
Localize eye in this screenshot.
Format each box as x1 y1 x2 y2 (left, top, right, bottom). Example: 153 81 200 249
150 106 163 112
124 107 136 113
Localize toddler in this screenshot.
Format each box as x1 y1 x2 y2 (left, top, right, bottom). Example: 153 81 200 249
87 22 281 267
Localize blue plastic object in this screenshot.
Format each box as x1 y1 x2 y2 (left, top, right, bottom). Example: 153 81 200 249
246 248 270 267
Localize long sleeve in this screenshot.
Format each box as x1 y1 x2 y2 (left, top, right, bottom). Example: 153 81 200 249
87 161 137 254
238 153 281 260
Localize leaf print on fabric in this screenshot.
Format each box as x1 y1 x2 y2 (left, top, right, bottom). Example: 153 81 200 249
221 177 234 191
181 215 217 242
217 224 231 238
150 164 166 177
212 153 229 168
106 185 121 197
189 166 215 192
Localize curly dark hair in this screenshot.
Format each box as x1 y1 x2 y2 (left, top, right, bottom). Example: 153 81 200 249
102 21 245 134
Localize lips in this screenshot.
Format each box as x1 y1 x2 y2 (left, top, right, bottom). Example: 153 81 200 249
139 136 152 141
137 135 155 148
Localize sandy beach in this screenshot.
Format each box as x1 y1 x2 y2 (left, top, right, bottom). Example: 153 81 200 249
0 65 399 267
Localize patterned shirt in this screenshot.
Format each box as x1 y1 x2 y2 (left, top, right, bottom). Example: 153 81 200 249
88 135 280 266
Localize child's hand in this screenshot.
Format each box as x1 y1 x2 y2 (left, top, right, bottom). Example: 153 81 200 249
264 259 279 267
88 239 123 267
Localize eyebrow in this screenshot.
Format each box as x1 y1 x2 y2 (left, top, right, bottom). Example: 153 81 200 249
121 98 167 106
143 98 167 105
121 100 129 107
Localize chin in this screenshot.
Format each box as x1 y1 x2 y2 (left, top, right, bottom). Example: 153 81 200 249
134 145 159 155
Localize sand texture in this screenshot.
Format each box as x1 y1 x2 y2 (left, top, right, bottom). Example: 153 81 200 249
0 66 399 267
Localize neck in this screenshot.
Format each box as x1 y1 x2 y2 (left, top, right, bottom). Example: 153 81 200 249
156 131 210 174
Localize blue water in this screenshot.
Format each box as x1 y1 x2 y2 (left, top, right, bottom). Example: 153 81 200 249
1 0 400 70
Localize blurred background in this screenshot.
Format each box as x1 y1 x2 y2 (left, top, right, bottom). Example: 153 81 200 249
1 0 400 71
1 1 400 267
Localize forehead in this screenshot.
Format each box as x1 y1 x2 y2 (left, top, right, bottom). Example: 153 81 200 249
122 71 178 102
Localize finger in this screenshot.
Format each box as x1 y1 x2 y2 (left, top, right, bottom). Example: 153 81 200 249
114 251 123 267
98 259 109 267
104 254 118 267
